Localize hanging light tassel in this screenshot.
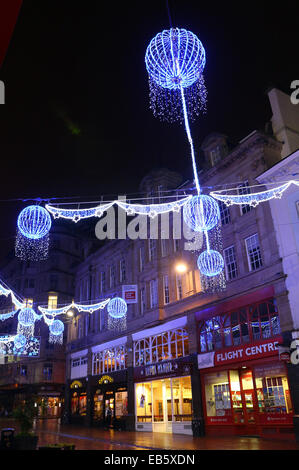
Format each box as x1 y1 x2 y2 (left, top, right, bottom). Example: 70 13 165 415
48 319 64 344
15 205 52 261
17 308 36 338
107 297 127 332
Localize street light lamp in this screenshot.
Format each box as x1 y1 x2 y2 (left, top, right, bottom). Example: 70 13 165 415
175 262 188 274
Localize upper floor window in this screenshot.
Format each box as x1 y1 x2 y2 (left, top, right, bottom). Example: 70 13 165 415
110 265 116 288
50 274 58 291
219 201 231 225
224 245 238 280
238 181 252 215
176 274 183 300
139 245 145 272
245 233 262 271
198 299 280 353
120 258 126 283
161 239 168 257
163 275 170 305
18 364 27 376
100 271 106 294
149 279 158 308
92 346 127 375
149 239 157 262
140 287 146 315
48 294 58 310
71 357 87 368
134 328 189 366
43 363 53 380
210 146 223 166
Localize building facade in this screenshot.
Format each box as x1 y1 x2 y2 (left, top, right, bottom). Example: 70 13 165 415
64 125 296 439
0 222 83 417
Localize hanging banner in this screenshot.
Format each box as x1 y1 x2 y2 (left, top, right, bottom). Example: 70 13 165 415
122 285 138 304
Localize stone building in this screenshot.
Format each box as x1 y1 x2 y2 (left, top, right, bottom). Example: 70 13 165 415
0 221 83 417
64 122 296 439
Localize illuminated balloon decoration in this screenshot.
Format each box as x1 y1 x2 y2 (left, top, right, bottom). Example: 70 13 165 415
107 297 128 331
145 27 207 123
183 195 220 232
15 205 52 261
17 307 36 337
49 319 64 345
197 250 224 277
14 334 27 350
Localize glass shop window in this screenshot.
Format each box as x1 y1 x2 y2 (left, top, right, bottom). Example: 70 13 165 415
254 364 292 414
115 391 128 419
136 382 152 422
204 371 232 417
71 392 87 416
172 376 192 422
93 390 104 421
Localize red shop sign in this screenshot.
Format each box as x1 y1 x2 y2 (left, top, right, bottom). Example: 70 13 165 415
214 337 282 366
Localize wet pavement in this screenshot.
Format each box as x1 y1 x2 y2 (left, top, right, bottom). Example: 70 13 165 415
1 418 299 451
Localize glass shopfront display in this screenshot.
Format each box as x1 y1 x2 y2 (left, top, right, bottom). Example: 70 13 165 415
71 391 87 417
135 376 192 427
202 362 293 435
93 387 128 426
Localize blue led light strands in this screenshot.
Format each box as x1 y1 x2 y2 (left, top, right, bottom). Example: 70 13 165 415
17 205 52 239
183 195 220 232
17 307 36 337
107 297 128 319
107 297 128 332
210 181 299 207
38 299 110 317
48 319 64 345
16 205 52 261
145 27 207 123
197 249 224 277
45 202 115 223
45 197 192 222
14 334 26 350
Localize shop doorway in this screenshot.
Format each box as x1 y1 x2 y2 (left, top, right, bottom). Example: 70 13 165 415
229 368 257 432
104 395 114 428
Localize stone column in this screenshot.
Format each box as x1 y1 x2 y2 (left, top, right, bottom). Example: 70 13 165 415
187 312 205 437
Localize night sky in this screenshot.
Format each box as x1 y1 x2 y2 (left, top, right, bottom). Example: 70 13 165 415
0 0 298 259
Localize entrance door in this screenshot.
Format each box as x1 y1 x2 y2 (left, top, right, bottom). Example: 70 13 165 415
104 395 114 427
240 369 257 429
229 368 258 432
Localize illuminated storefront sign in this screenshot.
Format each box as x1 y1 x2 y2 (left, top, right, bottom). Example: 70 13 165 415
135 358 192 381
198 337 282 369
99 375 114 385
70 380 83 389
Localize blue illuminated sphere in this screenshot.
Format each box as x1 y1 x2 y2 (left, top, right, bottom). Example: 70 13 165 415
145 27 206 90
49 319 64 336
14 334 26 350
197 250 224 277
17 205 52 240
18 308 35 327
107 297 128 319
183 195 220 232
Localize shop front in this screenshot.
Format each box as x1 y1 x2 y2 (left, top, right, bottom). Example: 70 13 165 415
134 357 193 435
69 379 87 424
198 337 294 439
91 370 128 430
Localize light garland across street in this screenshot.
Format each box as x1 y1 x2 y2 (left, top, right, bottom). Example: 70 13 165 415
210 180 299 207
